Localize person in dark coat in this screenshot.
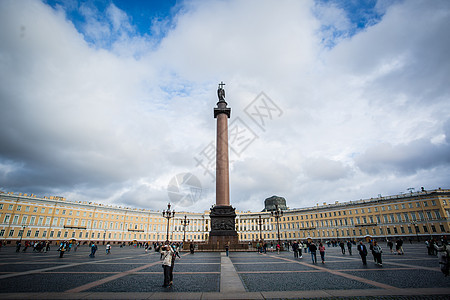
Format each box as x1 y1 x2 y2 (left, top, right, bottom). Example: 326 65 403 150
357 241 368 265
347 240 352 255
309 242 317 264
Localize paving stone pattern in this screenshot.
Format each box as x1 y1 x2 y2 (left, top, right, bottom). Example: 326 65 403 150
0 243 448 299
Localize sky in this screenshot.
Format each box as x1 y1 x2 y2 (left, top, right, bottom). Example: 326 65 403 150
0 0 449 213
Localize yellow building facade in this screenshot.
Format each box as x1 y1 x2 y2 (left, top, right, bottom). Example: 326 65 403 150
1 188 449 245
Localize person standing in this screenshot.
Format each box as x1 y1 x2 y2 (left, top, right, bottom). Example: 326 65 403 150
189 242 195 254
160 243 174 288
357 241 368 265
106 242 111 254
90 243 97 258
434 241 450 276
319 242 326 264
347 240 352 255
387 240 394 253
339 241 346 254
309 242 317 264
169 243 181 286
59 242 66 258
225 242 229 257
372 241 383 266
298 241 303 258
276 242 281 254
292 241 299 258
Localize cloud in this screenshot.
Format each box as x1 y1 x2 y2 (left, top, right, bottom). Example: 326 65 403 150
0 0 449 213
355 138 450 175
303 157 352 181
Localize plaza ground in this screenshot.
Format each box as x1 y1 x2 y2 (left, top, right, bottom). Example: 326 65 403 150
0 242 449 299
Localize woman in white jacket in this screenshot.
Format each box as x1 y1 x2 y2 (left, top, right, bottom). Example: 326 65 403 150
160 243 174 287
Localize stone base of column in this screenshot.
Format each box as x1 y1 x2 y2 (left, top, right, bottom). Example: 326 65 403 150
197 205 248 251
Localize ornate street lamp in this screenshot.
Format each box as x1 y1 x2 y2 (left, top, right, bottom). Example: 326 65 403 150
411 221 420 242
19 225 26 244
182 215 190 243
271 205 283 248
257 215 264 241
162 203 175 243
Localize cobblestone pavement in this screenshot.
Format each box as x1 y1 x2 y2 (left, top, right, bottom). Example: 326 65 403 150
0 243 448 299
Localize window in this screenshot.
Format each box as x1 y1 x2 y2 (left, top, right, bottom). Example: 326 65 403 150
8 230 15 237
408 203 413 208
435 210 441 219
25 206 30 212
423 201 429 207
426 211 433 220
390 214 395 222
394 205 398 210
408 227 413 233
355 209 358 214
0 229 4 237
33 207 38 212
440 225 445 232
12 215 19 224
0 204 3 210
40 208 45 213
34 230 40 237
374 207 378 212
418 212 424 220
393 227 398 234
368 208 371 213
402 204 405 209
3 215 10 223
423 225 428 233
17 205 21 211
431 200 436 206
361 209 365 213
62 210 66 215
26 230 31 237
381 206 386 211
411 212 417 221
55 209 59 214
400 227 405 233
8 204 13 210
416 202 421 208
396 213 402 222
387 206 392 211
431 225 436 232
403 213 410 222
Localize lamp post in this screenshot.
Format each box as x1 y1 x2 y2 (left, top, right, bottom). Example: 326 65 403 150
103 229 107 245
411 221 420 242
182 215 190 243
271 205 283 247
257 215 264 241
19 225 26 244
162 203 175 243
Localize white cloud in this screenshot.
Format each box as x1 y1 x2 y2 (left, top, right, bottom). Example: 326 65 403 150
0 0 449 212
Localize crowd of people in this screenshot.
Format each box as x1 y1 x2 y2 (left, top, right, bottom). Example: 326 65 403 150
250 237 449 276
5 235 449 282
